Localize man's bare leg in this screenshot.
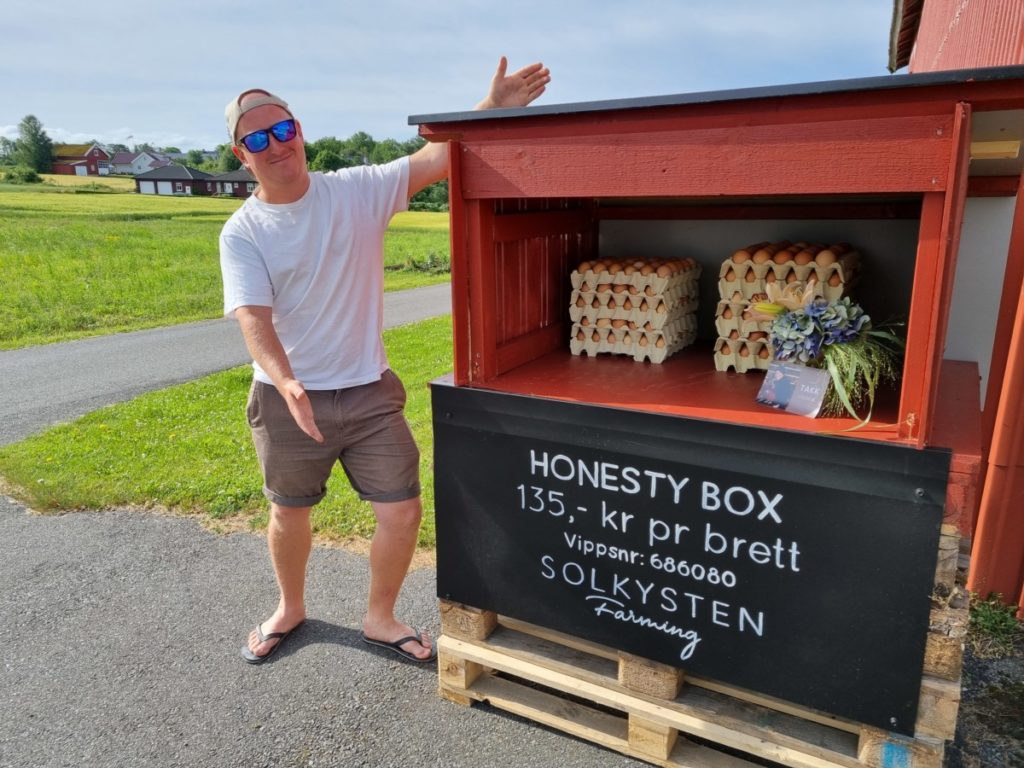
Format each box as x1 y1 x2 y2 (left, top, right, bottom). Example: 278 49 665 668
247 502 312 657
361 496 432 659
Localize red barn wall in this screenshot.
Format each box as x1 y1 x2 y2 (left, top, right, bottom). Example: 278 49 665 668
910 0 1024 72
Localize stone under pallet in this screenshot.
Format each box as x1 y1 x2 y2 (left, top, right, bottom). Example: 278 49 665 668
438 600 962 768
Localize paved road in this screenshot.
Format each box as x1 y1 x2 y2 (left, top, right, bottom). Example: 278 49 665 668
0 282 451 447
0 284 646 768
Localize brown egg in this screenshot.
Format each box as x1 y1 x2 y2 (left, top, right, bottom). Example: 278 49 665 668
623 265 636 276
725 268 737 281
656 265 672 278
750 292 769 302
773 250 794 264
576 329 585 341
758 347 771 359
785 270 799 284
738 344 751 358
639 299 649 311
622 298 634 310
580 316 591 326
622 332 633 346
794 251 814 265
728 329 739 340
608 262 623 275
596 283 612 293
719 341 732 355
580 281 591 292
641 321 651 331
612 283 629 294
765 271 777 284
722 307 734 319
596 317 611 327
645 285 656 297
611 319 627 329
628 285 639 295
592 262 608 274
815 249 837 266
748 331 767 341
640 265 655 276
591 298 601 308
806 271 820 285
638 335 649 347
732 290 744 302
656 301 667 313
628 321 638 330
732 249 752 263
633 260 646 269
828 272 843 287
591 330 601 342
577 261 592 273
655 336 666 348
752 249 774 264
575 296 585 307
606 297 617 309
744 269 757 283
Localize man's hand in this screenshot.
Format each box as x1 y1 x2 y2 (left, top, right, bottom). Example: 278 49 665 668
280 378 324 444
478 56 551 110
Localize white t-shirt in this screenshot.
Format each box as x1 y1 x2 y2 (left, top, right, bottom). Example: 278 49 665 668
219 158 409 390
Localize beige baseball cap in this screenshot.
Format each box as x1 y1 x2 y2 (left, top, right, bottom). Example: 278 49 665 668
225 89 293 143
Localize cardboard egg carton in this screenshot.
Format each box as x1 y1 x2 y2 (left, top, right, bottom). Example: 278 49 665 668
713 337 773 373
717 253 860 301
713 300 774 337
570 324 698 364
570 290 700 327
571 263 702 297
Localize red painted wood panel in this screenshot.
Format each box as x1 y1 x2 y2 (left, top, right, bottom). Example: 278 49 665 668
458 115 954 199
911 0 1024 72
447 142 471 385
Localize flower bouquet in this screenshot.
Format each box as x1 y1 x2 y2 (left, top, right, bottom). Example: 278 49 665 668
752 283 904 421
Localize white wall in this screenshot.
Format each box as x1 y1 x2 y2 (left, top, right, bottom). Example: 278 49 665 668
945 198 1015 406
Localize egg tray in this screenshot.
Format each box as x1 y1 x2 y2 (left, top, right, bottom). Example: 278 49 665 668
575 313 698 337
717 253 860 302
570 293 699 329
573 280 700 309
570 327 697 364
570 265 702 296
714 300 774 337
713 337 773 373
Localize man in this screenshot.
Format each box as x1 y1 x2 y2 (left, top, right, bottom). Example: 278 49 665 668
220 58 550 664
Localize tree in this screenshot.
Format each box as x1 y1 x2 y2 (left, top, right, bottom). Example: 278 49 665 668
309 148 344 172
186 149 205 166
217 143 241 171
107 142 130 154
14 114 53 172
161 146 182 154
0 136 16 165
371 138 404 165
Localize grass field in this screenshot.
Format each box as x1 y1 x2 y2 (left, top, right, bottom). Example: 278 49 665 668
0 314 452 546
0 183 450 349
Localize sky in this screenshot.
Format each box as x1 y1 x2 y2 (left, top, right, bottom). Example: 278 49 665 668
1 1 899 152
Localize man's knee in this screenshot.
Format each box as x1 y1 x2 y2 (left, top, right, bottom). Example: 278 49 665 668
372 497 422 529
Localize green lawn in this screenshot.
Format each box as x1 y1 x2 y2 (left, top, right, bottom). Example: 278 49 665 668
0 315 452 547
0 185 450 349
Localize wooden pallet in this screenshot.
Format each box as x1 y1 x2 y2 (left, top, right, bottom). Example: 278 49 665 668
437 592 966 768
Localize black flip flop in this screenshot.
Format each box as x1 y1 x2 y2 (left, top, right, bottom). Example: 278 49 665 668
361 630 438 663
241 621 303 665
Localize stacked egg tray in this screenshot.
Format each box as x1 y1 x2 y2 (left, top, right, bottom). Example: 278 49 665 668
714 241 860 373
569 258 701 364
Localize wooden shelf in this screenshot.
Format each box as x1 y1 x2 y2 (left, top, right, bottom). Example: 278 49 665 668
471 342 908 444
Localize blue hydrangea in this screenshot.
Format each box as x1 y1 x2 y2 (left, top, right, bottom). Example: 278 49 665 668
770 297 870 363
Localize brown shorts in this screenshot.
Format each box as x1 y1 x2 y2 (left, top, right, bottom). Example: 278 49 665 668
246 369 420 507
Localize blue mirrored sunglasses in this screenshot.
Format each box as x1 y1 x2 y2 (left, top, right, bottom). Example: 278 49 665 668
238 118 297 153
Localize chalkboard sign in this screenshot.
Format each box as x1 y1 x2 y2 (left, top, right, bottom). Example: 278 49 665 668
432 382 950 735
